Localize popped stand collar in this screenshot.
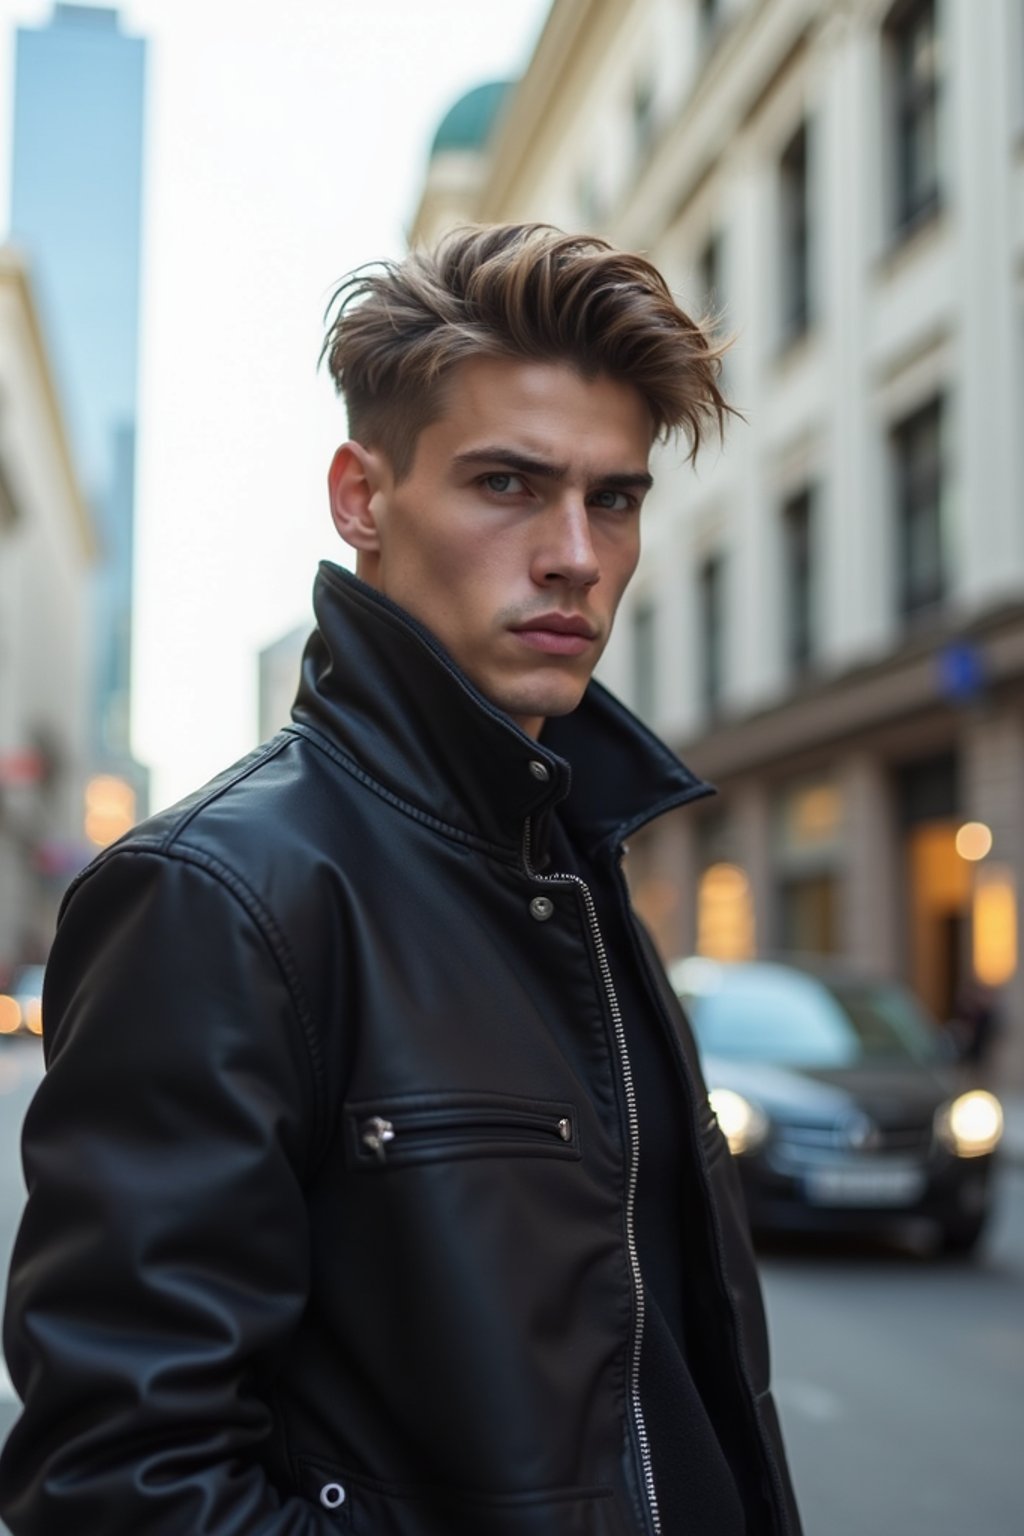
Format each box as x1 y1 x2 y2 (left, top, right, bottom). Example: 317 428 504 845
291 563 713 860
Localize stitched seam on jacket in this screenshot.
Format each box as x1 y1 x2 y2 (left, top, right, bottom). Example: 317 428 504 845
283 723 522 864
91 844 326 1175
55 736 299 923
158 735 296 850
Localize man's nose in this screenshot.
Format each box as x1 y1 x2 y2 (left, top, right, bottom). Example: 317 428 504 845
532 497 600 588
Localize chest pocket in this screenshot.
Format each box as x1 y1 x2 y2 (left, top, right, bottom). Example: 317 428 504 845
343 1091 582 1171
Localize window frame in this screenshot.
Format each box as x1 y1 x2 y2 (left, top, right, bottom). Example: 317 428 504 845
698 552 725 720
781 486 815 679
632 596 657 723
891 394 946 621
778 118 811 346
885 0 942 236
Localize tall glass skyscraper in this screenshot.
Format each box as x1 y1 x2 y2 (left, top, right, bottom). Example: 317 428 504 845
9 3 147 799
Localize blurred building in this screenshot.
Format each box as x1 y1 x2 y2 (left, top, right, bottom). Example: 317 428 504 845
258 625 309 742
415 80 513 247
411 0 1024 1084
0 250 95 972
9 2 149 812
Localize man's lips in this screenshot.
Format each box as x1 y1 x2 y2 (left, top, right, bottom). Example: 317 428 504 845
509 614 599 657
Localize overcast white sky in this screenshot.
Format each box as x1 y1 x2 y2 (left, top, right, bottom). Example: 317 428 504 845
0 0 552 808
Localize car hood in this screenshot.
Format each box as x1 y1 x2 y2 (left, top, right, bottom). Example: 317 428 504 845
703 1055 958 1125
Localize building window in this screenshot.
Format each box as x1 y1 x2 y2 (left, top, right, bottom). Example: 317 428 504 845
632 74 655 157
779 120 811 343
698 229 723 314
896 753 967 1023
775 778 845 955
699 554 725 718
892 396 944 620
632 599 657 721
698 0 724 48
886 0 942 233
0 454 18 529
781 487 814 677
697 862 756 960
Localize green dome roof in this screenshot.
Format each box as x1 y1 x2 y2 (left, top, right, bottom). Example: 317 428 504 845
430 81 512 157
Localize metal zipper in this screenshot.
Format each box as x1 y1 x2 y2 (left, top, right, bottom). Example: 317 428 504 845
359 1107 574 1163
522 818 661 1536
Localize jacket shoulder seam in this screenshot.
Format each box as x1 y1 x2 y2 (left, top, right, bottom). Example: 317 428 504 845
157 734 296 851
57 737 299 918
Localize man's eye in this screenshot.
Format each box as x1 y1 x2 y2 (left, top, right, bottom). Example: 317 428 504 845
483 473 526 495
591 489 634 512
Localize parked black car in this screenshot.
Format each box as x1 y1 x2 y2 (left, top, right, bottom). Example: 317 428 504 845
670 957 1003 1255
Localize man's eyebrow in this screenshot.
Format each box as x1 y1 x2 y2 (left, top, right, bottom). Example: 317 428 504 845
452 447 568 480
598 470 655 492
452 446 654 491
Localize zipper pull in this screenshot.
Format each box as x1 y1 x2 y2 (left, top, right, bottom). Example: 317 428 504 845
557 1116 572 1142
360 1115 396 1162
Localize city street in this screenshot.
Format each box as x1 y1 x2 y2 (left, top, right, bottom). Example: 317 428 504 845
760 1171 1024 1536
0 1039 1020 1535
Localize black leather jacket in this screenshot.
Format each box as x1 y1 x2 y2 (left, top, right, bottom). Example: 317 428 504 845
0 565 801 1536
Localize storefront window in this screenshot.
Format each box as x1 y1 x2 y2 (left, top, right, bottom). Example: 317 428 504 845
775 777 845 955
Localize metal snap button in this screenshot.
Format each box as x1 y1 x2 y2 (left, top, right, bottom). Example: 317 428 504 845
320 1482 346 1509
528 759 550 782
530 895 555 921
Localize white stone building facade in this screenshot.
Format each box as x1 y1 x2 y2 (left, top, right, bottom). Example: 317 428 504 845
0 249 95 973
412 0 1024 1085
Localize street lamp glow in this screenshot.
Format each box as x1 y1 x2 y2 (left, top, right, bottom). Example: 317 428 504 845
955 821 993 862
84 775 137 848
0 996 21 1034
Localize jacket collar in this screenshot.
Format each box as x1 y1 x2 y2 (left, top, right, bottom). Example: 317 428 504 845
291 562 713 861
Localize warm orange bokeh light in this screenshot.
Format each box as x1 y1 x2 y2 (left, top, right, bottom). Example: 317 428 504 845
956 821 993 862
0 996 22 1034
973 864 1018 987
84 775 137 848
697 862 756 962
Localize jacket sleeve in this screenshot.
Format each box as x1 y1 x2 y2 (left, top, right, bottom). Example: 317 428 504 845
0 846 338 1535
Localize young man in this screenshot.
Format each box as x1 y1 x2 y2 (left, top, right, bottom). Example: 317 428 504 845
0 225 801 1535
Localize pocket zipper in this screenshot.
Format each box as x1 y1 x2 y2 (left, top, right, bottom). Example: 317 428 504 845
359 1107 574 1164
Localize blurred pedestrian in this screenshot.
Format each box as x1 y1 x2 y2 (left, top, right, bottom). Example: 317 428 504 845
0 225 801 1535
949 981 1001 1071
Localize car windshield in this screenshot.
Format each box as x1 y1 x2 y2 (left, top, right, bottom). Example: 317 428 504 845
675 961 940 1068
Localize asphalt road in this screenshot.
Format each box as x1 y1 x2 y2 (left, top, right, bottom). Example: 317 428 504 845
0 1038 1020 1535
760 1166 1024 1536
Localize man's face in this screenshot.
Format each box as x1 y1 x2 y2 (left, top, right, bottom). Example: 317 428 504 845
330 356 654 737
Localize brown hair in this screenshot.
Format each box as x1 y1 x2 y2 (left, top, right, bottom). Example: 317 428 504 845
321 223 734 479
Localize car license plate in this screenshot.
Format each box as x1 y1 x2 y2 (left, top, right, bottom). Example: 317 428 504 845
805 1162 926 1207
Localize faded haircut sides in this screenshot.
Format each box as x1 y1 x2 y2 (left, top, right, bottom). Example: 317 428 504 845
320 223 735 481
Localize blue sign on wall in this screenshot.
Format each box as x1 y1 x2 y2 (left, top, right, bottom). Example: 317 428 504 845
937 641 986 703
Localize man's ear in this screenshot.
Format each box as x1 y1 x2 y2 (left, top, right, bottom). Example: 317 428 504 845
328 441 388 553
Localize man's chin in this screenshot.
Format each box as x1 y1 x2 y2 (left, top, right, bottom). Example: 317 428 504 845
490 683 590 728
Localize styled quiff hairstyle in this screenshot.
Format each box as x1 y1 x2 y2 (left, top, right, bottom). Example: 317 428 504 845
321 223 733 480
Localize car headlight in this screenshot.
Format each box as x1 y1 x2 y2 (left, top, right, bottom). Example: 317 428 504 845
0 995 22 1035
935 1091 1003 1158
709 1088 769 1156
